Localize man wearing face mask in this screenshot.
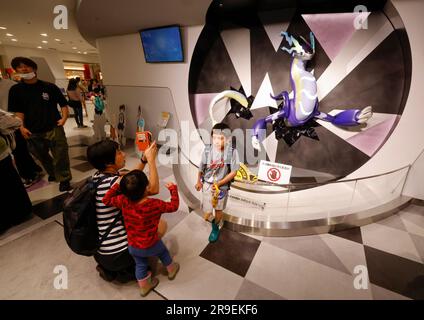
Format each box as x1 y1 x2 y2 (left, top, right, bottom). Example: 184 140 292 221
8 57 72 192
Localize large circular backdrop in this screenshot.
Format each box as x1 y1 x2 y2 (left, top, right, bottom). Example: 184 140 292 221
189 0 411 184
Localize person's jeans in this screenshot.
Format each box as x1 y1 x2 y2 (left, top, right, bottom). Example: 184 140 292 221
27 126 72 182
128 240 172 280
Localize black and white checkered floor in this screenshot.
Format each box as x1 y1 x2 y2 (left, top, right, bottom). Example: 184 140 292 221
1 123 423 300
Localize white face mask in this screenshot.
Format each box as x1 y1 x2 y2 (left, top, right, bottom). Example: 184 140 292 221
20 72 36 80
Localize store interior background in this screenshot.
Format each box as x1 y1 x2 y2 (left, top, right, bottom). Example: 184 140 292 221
1 0 424 300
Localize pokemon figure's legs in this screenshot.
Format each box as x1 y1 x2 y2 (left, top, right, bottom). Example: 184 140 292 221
314 106 372 126
252 108 287 151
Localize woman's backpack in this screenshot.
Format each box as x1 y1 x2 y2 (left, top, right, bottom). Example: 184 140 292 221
62 175 121 256
93 96 105 114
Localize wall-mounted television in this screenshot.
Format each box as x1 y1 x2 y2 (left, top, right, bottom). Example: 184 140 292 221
140 25 184 63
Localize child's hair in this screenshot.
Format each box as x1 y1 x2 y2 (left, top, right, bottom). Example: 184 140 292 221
120 170 149 202
93 87 101 94
211 122 231 138
87 139 119 171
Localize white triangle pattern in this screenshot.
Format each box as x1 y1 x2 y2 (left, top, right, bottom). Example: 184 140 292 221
251 73 278 111
220 28 252 97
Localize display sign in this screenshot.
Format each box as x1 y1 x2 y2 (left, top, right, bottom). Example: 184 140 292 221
258 160 292 185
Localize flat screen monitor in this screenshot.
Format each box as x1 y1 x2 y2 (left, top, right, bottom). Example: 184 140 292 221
140 25 184 63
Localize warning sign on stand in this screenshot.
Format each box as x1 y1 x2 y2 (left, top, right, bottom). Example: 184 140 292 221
258 160 292 185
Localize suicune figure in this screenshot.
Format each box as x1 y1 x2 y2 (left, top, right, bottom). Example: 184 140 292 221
208 32 373 151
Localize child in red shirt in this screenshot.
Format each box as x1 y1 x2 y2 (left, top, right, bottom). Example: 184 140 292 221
102 169 180 297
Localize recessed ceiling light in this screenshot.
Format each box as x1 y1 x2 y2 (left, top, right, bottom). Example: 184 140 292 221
40 33 48 37
11 39 17 42
6 33 13 37
83 52 87 54
54 38 61 42
42 40 48 43
0 27 6 30
37 46 42 49
72 47 77 49
77 51 81 53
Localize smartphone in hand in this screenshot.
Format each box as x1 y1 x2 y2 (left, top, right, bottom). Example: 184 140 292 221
136 131 152 151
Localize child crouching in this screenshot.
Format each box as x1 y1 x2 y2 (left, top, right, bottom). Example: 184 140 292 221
102 169 180 297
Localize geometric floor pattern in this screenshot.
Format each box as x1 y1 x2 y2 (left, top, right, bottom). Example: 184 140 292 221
0 122 423 300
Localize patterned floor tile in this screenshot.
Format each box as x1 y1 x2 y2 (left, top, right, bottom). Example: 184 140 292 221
263 234 351 275
200 229 261 277
0 222 162 300
235 279 286 300
330 227 363 244
73 155 87 161
409 233 424 264
320 233 368 276
161 210 189 233
361 223 421 263
157 166 174 180
376 213 408 232
399 207 424 237
246 242 373 299
154 255 244 300
365 245 424 300
32 193 69 220
370 284 410 300
72 161 94 172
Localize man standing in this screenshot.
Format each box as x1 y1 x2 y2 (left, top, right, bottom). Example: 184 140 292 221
1 76 43 187
8 57 72 192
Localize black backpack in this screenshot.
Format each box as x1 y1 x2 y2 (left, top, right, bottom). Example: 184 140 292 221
63 175 121 256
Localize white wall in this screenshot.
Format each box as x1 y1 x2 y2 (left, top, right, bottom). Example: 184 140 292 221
346 0 424 179
96 26 203 140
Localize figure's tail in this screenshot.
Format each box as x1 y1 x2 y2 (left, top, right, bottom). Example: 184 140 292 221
208 90 252 125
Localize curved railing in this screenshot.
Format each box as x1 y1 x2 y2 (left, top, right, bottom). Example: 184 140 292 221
173 145 411 235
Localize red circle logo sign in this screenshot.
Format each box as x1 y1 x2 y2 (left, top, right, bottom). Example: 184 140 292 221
267 168 281 182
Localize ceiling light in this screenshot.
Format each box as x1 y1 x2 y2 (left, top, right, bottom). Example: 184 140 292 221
55 38 61 42
42 40 48 43
6 33 13 37
64 66 85 71
77 51 81 53
11 39 17 42
40 33 48 37
0 27 6 30
72 47 77 49
83 52 87 54
37 46 42 49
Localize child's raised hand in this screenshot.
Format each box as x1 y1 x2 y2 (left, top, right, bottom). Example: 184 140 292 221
165 182 176 190
144 141 157 162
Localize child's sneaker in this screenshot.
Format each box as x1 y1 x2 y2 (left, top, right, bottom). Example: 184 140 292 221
208 220 220 243
167 262 180 280
138 272 159 297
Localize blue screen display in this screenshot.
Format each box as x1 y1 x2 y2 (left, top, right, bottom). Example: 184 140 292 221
140 26 183 63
